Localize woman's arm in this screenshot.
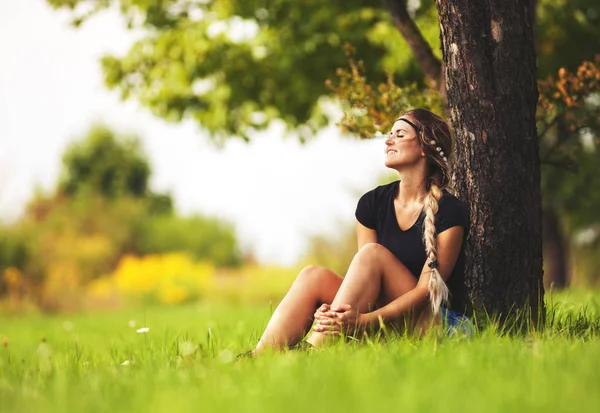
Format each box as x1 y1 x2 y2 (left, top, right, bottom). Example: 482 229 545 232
360 225 465 327
356 220 377 250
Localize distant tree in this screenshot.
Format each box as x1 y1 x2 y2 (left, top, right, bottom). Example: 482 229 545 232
62 125 148 196
58 125 174 215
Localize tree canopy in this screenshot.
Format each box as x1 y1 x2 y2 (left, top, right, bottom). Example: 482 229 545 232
46 0 599 141
46 0 442 140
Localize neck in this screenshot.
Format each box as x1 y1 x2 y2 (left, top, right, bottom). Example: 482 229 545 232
397 173 428 206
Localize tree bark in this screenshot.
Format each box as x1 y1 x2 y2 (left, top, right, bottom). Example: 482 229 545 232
542 208 569 289
435 0 544 321
387 0 443 88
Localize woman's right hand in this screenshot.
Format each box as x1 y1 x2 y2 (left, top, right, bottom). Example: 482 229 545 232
313 303 341 335
314 303 331 320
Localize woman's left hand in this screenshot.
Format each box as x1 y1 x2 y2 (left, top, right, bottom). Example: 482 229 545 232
313 304 364 335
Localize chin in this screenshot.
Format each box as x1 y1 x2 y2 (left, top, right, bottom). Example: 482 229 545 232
384 158 404 169
385 154 423 170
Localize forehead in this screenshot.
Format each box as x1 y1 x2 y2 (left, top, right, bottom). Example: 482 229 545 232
392 117 416 132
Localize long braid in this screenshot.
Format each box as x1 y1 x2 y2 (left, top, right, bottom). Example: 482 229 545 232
422 183 449 316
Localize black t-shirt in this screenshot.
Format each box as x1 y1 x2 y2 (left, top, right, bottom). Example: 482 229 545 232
355 180 470 314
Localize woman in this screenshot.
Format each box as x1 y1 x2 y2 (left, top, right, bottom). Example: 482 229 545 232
254 108 471 354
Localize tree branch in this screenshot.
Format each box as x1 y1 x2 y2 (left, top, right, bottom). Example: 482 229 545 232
540 159 578 173
386 0 443 88
538 114 561 142
540 115 582 162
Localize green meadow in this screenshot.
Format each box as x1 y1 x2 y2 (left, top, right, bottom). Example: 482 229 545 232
1 289 599 413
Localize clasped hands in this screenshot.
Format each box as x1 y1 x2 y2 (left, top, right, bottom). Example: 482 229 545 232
312 303 365 336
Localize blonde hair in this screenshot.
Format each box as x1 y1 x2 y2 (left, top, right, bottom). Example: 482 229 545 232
423 184 448 315
399 109 454 316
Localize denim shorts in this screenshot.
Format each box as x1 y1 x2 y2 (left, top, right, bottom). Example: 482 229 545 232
441 307 474 337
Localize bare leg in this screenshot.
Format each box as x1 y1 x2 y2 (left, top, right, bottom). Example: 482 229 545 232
307 243 419 346
254 265 343 354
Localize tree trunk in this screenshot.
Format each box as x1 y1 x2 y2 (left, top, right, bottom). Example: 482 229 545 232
542 208 569 289
435 0 544 321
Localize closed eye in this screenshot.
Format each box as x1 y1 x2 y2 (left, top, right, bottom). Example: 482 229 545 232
389 130 411 140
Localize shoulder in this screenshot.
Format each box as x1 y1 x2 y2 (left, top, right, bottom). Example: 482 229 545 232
355 181 398 229
436 191 470 234
361 180 398 202
439 191 468 211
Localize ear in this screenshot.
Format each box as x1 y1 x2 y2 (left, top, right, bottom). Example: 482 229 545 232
421 151 426 157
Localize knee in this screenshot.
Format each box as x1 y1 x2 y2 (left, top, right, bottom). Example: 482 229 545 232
297 265 327 283
295 265 335 290
355 242 383 263
359 242 381 253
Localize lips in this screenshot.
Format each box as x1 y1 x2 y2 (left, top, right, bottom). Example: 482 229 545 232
386 149 398 155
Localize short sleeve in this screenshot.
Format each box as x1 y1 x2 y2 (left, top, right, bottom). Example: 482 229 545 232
355 189 377 229
436 197 469 235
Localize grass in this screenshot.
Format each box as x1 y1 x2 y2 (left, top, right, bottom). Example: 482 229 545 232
1 289 599 413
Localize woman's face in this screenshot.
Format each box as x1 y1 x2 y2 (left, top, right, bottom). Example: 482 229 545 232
384 116 425 169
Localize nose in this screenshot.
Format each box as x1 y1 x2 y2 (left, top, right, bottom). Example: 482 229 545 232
385 134 394 146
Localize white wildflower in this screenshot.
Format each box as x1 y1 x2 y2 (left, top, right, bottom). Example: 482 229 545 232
37 341 52 373
136 327 149 333
36 342 52 358
179 341 198 357
218 349 234 364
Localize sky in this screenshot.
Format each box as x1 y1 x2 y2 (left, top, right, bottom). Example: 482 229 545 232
0 0 391 265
